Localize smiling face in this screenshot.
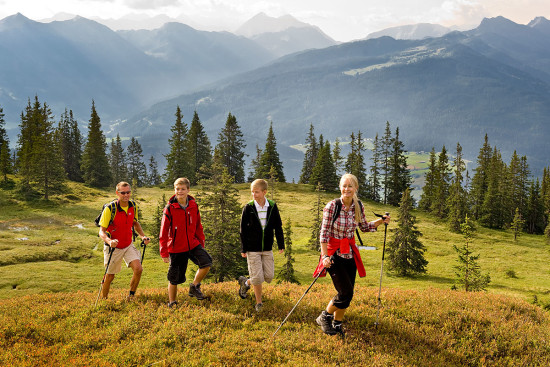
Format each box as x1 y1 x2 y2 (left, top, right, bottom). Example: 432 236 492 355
340 177 357 202
174 184 190 204
116 184 131 205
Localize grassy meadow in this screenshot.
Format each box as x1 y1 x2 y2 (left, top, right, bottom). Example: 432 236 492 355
1 180 550 366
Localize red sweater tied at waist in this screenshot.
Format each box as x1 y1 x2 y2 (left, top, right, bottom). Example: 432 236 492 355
313 237 366 278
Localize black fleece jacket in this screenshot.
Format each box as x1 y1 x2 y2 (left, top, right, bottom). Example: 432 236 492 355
240 199 285 253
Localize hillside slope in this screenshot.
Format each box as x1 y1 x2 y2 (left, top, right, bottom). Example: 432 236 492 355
0 284 549 366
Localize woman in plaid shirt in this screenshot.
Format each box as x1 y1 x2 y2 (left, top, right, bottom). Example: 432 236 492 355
314 173 390 336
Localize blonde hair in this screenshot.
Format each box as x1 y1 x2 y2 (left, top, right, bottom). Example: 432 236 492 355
174 177 190 189
251 179 268 192
116 181 130 192
340 173 362 223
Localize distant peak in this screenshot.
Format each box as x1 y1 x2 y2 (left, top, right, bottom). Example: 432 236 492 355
0 13 35 29
528 16 550 27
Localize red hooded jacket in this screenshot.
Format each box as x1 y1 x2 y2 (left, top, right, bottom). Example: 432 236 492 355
159 195 205 258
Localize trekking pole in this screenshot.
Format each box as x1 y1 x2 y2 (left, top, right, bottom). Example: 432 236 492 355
373 212 390 328
140 239 146 264
95 246 115 308
272 267 326 337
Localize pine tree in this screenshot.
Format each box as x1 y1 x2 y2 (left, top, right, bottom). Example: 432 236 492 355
368 133 382 202
56 109 83 182
277 219 299 284
345 131 368 197
432 146 451 218
447 142 468 232
268 165 279 202
81 101 112 188
386 188 428 276
332 138 344 178
541 167 550 231
308 182 324 251
17 96 66 198
109 134 127 186
310 140 338 191
127 137 147 186
453 216 490 292
185 111 212 185
470 134 492 220
480 147 507 229
510 207 525 241
299 123 318 184
147 155 162 186
526 179 545 234
198 163 246 282
0 106 12 183
164 106 189 185
419 147 437 212
248 144 262 182
213 113 246 183
381 121 392 204
386 127 411 207
257 122 285 182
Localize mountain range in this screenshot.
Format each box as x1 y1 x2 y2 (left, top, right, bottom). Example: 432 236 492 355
1 13 549 182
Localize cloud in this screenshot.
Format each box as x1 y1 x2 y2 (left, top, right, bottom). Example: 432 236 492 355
124 0 181 11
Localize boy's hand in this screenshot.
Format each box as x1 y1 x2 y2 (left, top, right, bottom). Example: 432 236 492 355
162 257 169 263
241 253 247 258
278 249 284 254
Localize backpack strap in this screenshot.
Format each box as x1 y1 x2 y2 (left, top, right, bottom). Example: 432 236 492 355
331 198 343 227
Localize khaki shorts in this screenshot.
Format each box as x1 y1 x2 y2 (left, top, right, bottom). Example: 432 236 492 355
103 244 141 274
246 250 274 285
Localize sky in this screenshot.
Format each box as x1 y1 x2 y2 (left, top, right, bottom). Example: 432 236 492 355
0 0 549 41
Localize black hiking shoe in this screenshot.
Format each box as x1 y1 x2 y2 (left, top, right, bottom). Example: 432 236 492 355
333 321 345 338
238 276 250 299
255 303 263 312
189 283 206 300
316 311 337 335
167 301 178 308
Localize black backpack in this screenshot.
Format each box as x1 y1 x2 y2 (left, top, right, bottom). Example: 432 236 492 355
94 199 136 228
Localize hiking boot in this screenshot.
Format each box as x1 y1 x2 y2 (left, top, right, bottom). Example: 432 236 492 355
316 311 337 335
189 283 206 300
333 321 345 337
238 276 250 299
255 303 263 312
167 301 178 308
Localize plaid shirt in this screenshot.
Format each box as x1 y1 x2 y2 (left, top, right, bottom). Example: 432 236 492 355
320 198 377 257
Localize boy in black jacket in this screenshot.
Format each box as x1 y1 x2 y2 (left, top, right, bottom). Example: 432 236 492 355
238 179 284 312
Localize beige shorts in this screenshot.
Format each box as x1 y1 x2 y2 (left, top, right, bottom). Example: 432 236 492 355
103 244 141 274
246 250 274 285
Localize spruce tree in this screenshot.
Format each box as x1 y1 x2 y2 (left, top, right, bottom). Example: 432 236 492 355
386 127 411 207
248 144 262 182
453 216 490 292
109 134 127 186
332 138 344 178
0 107 12 183
277 219 299 284
480 147 507 229
386 188 428 276
185 111 212 185
345 131 368 197
299 123 318 184
526 179 545 234
419 147 437 212
213 113 246 183
147 155 162 186
470 134 492 220
56 109 83 182
81 101 112 188
447 142 468 232
150 194 167 255
381 121 392 204
432 146 451 218
510 207 525 241
308 182 324 251
127 137 147 186
164 106 189 185
310 140 338 191
198 163 246 281
369 133 382 202
257 122 285 182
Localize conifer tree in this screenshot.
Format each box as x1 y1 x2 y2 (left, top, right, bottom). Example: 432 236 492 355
510 207 525 241
213 113 246 183
17 96 66 198
0 107 12 183
299 123 318 184
150 194 167 255
56 109 83 182
369 133 382 202
268 165 279 202
277 219 299 284
308 182 324 251
311 140 338 191
257 122 285 182
541 167 550 231
185 111 212 185
381 121 392 204
447 142 468 232
526 179 545 234
248 144 262 182
345 131 368 198
147 155 162 186
164 106 189 185
198 163 246 281
470 134 492 220
419 147 437 212
432 146 452 218
81 101 112 188
333 138 344 178
386 127 411 206
109 134 127 186
127 137 147 186
386 188 428 276
480 147 507 228
453 216 490 292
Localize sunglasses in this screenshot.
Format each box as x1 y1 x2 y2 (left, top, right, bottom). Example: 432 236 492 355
118 191 131 195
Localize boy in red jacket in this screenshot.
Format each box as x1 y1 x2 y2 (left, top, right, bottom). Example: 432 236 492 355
159 177 212 307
